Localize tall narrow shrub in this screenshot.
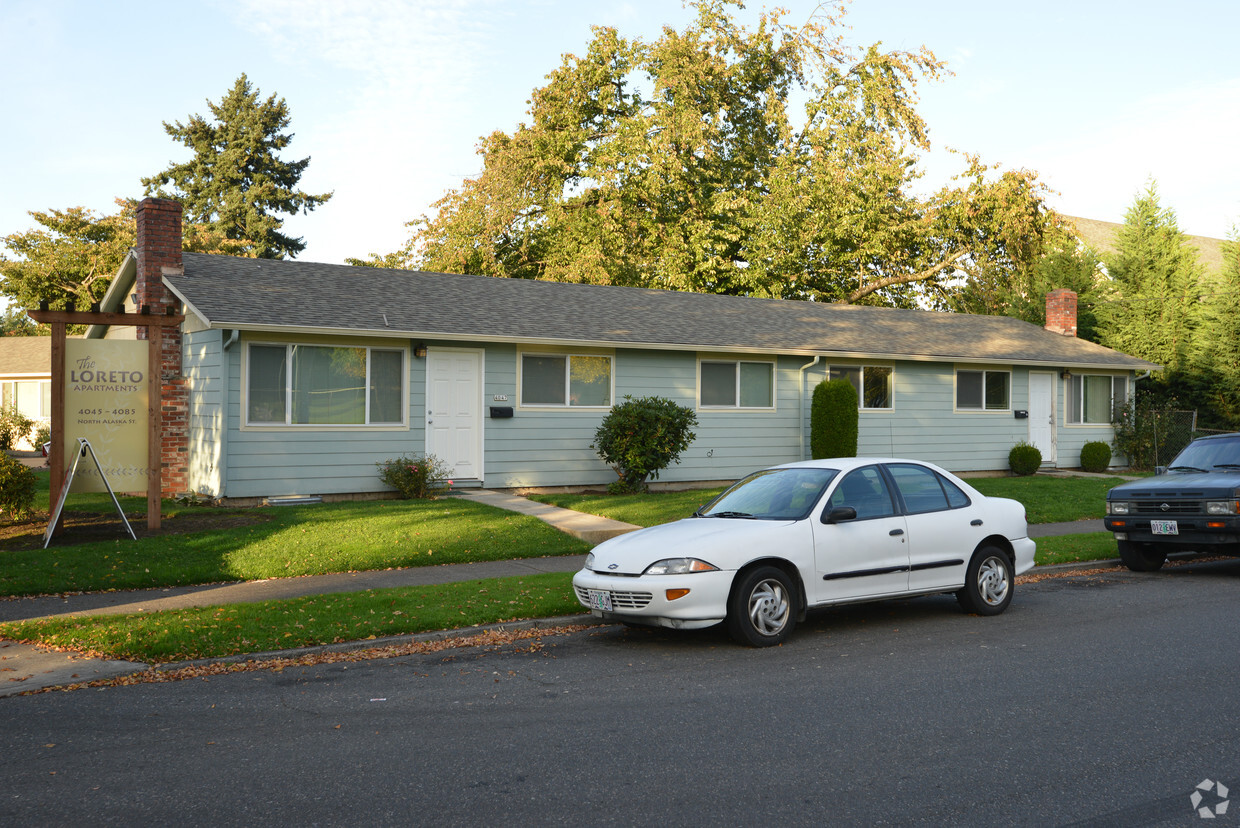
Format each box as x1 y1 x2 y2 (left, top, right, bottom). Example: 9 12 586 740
811 379 859 459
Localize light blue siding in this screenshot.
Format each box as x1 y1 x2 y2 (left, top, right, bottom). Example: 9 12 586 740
184 330 224 495
195 333 1127 498
219 333 425 499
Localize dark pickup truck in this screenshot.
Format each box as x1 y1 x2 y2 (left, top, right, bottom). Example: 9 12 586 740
1104 432 1240 571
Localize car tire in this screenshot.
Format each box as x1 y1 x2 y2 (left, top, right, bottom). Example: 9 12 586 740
726 566 797 647
956 546 1014 616
1117 540 1167 572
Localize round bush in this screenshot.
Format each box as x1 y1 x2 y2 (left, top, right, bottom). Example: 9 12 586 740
592 396 698 493
1079 441 1112 473
1008 442 1042 476
0 452 37 521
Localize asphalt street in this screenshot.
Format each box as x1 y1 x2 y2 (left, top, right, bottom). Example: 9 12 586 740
2 558 1238 826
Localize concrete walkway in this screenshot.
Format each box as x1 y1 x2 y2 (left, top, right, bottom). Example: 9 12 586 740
0 489 1108 696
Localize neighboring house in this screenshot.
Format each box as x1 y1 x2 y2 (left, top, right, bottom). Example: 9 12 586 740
0 335 52 449
91 199 1159 501
1064 215 1225 275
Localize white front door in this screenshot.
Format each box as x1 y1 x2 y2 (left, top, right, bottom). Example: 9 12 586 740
1028 371 1056 463
425 348 483 481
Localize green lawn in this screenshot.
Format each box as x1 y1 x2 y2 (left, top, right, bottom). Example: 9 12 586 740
529 474 1129 528
1 472 588 597
0 572 581 663
1032 532 1119 566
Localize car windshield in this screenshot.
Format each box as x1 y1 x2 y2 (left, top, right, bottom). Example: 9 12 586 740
1167 436 1240 472
699 467 838 520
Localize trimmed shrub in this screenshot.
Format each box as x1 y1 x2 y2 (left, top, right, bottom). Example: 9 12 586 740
592 395 698 493
811 379 859 459
1008 442 1043 476
33 423 51 452
0 452 36 521
377 453 454 499
0 405 34 451
1079 441 1112 473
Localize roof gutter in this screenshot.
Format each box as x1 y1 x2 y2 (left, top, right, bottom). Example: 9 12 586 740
799 356 821 461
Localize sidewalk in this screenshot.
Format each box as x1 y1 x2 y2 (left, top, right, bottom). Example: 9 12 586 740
0 491 1106 696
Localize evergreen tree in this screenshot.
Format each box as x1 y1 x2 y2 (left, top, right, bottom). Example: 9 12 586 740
142 74 332 259
1094 183 1203 372
1190 232 1240 428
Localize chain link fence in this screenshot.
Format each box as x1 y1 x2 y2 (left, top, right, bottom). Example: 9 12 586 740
1112 407 1198 470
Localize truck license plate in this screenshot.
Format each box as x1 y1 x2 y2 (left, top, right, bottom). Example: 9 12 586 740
1151 520 1179 535
588 589 613 612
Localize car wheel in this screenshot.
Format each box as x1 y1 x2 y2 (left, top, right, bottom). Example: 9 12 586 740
727 566 797 647
1117 540 1166 572
956 546 1014 615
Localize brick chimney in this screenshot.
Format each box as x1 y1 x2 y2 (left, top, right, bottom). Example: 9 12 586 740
135 197 188 496
1045 289 1078 337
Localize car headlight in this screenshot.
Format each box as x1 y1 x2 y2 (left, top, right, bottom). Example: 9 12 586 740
1107 501 1131 515
1205 500 1239 515
584 552 595 570
643 558 720 576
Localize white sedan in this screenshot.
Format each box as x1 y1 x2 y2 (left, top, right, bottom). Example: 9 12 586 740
572 458 1036 646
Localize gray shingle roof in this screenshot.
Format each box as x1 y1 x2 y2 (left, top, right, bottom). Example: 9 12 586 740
165 253 1158 370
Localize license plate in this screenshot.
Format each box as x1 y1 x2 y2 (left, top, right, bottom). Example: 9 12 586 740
1151 520 1179 535
588 589 613 612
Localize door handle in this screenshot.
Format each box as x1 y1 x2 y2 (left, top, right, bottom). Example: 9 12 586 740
889 528 904 536
970 519 983 526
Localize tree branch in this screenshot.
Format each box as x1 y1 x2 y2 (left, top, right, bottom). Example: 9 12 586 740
841 250 969 304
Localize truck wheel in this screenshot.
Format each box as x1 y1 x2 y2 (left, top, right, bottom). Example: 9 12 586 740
1117 540 1166 572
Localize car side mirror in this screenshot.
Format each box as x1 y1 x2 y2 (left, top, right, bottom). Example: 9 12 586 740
1154 465 1166 476
823 506 857 524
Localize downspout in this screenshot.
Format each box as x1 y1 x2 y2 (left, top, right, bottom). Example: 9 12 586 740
218 329 239 499
799 357 821 461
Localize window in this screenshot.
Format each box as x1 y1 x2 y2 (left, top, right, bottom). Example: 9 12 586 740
520 354 611 407
827 466 896 520
1068 374 1127 424
886 463 971 513
246 344 406 426
956 369 1010 411
700 360 774 408
829 365 892 409
1 380 50 419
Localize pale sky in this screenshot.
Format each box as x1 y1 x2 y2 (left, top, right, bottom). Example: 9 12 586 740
2 0 1237 267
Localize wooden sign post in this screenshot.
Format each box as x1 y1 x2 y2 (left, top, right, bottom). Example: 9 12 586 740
29 306 185 533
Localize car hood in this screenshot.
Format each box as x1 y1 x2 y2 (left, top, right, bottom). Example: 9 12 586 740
587 517 800 575
1109 472 1240 499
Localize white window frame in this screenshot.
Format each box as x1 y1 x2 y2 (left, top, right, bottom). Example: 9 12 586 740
1068 373 1128 425
955 368 1011 412
517 352 614 409
698 359 776 410
1 379 51 419
828 364 894 411
243 342 408 428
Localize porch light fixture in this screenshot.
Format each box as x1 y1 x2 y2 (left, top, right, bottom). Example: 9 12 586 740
1060 369 1072 380
413 343 428 358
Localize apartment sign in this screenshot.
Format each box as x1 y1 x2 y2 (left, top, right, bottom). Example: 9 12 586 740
63 339 149 493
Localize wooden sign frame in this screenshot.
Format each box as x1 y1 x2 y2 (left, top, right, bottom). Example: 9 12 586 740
29 307 184 534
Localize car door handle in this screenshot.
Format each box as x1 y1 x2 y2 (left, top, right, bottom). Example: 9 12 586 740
970 519 983 526
889 529 904 536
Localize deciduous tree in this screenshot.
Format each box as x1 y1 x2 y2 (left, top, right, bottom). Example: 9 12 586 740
142 74 332 259
0 199 251 316
391 0 1056 307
